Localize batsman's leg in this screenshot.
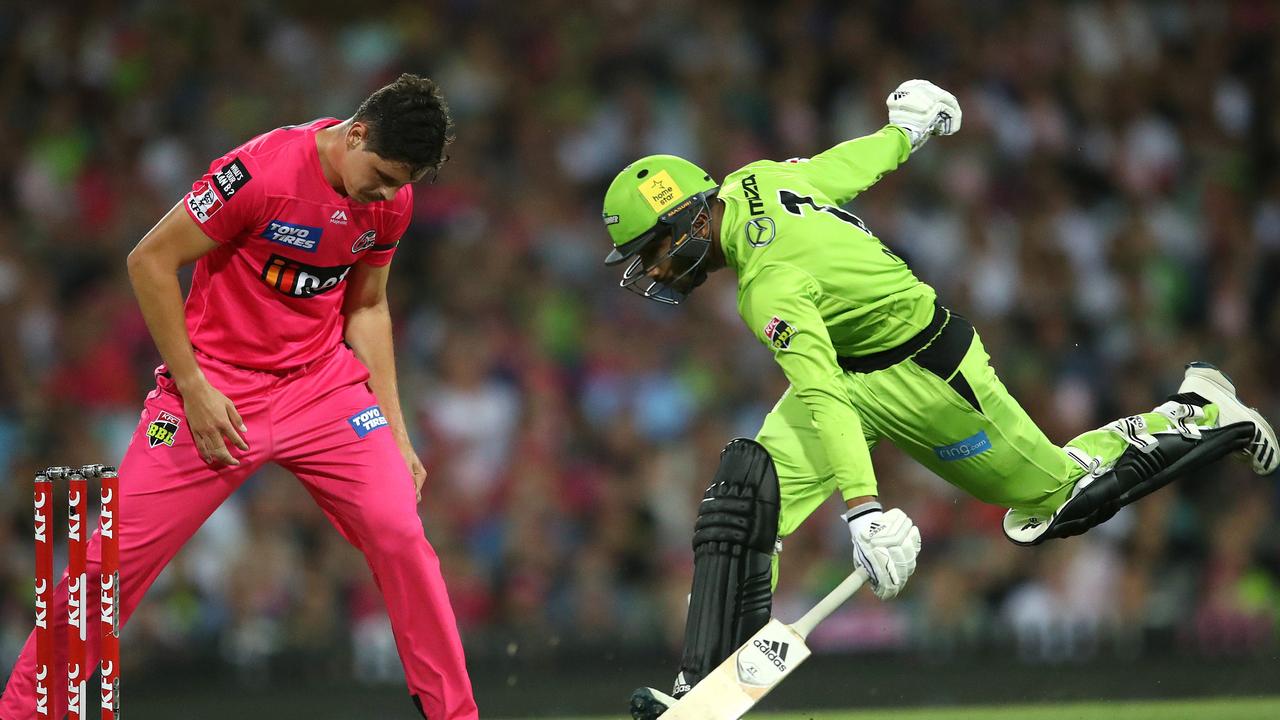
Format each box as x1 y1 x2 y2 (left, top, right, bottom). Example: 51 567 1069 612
844 312 1271 545
1003 361 1274 544
631 439 781 720
632 390 878 719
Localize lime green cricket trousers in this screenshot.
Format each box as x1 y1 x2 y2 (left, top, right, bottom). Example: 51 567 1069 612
757 306 1220 540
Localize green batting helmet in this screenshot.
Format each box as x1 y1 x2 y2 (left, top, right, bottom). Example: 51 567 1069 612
602 155 719 304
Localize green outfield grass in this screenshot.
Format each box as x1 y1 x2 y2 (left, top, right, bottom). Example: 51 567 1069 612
568 696 1280 720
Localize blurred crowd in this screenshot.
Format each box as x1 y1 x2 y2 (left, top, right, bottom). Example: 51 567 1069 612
2 0 1279 691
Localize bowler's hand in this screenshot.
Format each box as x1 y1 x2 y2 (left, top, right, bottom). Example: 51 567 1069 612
400 444 428 503
180 379 248 466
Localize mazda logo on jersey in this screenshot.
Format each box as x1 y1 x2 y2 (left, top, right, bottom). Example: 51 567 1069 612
746 216 776 247
261 219 322 252
261 254 352 298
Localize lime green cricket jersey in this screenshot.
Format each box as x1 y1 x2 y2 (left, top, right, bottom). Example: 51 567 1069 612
719 125 936 498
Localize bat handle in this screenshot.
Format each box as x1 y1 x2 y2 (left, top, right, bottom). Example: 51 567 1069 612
791 569 869 639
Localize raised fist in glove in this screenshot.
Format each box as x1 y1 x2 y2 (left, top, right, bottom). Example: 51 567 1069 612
843 502 922 600
886 79 962 153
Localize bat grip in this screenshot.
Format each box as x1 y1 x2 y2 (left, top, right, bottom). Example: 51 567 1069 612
791 569 868 639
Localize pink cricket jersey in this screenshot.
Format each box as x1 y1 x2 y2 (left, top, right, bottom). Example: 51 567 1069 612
180 118 412 370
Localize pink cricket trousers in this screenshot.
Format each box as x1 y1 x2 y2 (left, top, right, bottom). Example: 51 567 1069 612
0 344 478 719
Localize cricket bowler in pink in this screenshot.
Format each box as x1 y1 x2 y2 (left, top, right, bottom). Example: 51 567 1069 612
0 74 479 719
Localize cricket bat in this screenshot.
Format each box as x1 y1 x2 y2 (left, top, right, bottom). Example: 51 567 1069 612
662 569 869 720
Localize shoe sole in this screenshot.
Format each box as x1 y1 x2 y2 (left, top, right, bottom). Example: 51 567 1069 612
1181 362 1278 475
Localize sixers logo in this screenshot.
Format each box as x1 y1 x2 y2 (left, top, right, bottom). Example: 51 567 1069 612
261 254 352 298
352 230 377 253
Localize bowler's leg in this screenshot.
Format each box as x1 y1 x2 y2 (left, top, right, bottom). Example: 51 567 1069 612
0 391 261 720
277 398 477 720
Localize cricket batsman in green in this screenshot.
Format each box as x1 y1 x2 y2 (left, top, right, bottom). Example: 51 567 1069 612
600 79 1279 719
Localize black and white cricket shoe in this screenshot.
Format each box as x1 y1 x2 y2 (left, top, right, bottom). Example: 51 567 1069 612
1180 362 1279 475
629 686 677 720
630 670 693 719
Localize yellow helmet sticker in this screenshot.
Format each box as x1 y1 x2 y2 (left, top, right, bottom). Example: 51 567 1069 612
638 170 684 213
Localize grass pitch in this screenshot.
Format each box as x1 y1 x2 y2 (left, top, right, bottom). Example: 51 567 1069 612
570 696 1280 720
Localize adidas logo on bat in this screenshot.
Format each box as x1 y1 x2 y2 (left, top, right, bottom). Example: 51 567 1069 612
752 638 790 669
737 636 793 687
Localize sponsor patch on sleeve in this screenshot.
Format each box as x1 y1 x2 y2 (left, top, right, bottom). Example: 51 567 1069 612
763 316 796 350
186 181 223 223
213 158 252 200
348 406 389 438
146 410 182 448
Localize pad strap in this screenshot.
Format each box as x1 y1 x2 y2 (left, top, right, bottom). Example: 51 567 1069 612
1152 400 1206 440
1103 414 1160 453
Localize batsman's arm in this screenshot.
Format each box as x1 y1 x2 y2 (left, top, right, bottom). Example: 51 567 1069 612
342 261 426 499
741 264 877 499
126 204 248 465
785 126 911 207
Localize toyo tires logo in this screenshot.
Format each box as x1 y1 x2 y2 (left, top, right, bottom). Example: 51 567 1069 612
261 219 322 252
348 406 389 438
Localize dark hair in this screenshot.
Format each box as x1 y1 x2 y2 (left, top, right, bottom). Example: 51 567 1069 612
353 73 454 176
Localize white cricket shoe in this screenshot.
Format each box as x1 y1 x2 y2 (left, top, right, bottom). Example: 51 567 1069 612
1179 362 1278 475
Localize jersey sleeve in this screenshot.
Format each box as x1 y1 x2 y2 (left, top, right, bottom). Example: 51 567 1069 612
181 153 265 244
361 186 412 267
785 125 911 206
740 263 877 499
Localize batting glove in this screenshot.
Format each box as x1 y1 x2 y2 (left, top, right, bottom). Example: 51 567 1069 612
844 503 922 600
886 79 962 153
